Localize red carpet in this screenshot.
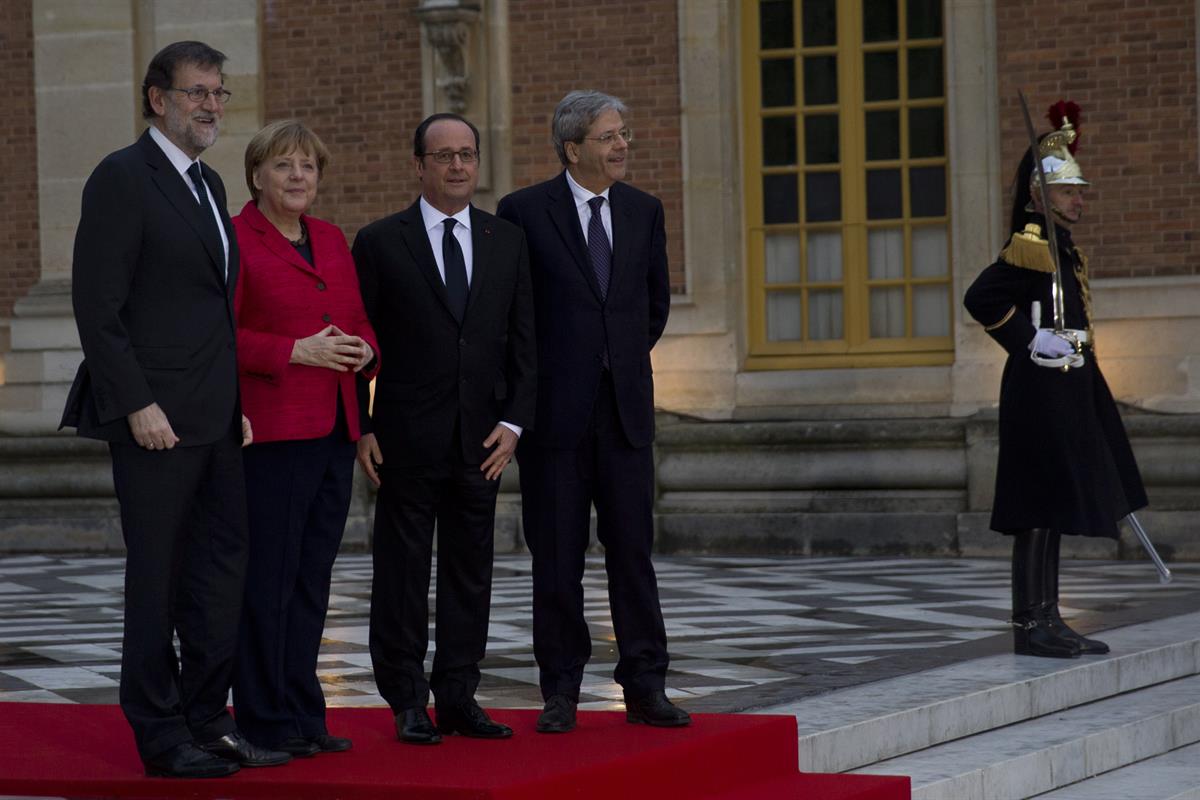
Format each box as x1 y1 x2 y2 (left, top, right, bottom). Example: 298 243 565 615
0 703 909 799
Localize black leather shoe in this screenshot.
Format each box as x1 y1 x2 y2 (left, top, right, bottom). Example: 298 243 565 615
624 690 691 727
276 737 321 757
536 694 577 733
144 742 240 778
436 700 513 739
309 733 353 752
199 731 291 767
396 707 442 744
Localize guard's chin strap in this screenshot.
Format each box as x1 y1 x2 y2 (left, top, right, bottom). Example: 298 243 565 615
1048 205 1074 225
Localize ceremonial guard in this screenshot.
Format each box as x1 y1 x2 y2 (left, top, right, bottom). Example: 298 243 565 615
964 102 1148 659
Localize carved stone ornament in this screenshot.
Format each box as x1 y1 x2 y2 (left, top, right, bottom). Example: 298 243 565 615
415 1 482 113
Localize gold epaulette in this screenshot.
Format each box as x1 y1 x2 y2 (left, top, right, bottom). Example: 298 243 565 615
998 223 1055 273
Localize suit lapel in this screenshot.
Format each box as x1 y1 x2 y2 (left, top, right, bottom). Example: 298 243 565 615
464 206 491 322
246 205 320 279
139 133 227 280
396 202 457 321
546 172 603 302
608 182 632 302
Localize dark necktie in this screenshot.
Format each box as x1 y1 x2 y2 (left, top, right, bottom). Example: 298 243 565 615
442 218 469 324
587 196 611 301
186 162 225 275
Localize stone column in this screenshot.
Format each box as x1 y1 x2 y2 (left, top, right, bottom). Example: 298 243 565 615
0 0 261 435
415 0 512 209
0 1 138 434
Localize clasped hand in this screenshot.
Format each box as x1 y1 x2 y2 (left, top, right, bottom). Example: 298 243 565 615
291 324 373 372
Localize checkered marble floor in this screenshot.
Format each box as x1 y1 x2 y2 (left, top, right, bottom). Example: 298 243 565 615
2 554 1199 714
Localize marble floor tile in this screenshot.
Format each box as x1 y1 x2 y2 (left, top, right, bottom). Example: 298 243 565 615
0 553 1197 718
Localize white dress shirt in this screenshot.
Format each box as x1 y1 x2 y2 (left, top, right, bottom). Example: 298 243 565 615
565 168 613 247
148 124 229 278
419 196 474 286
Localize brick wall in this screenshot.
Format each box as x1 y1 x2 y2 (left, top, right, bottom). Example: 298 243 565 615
996 0 1199 278
508 0 686 291
261 0 425 242
261 1 685 289
0 1 40 317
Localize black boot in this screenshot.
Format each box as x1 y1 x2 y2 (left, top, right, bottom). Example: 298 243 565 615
1043 531 1109 654
1011 530 1080 659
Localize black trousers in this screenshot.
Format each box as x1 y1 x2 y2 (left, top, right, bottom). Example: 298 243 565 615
232 421 354 746
518 372 669 701
368 446 500 712
109 423 247 761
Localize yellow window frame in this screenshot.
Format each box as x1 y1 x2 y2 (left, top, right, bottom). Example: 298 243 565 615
742 0 955 370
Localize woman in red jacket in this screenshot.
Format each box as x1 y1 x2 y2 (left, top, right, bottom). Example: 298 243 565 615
231 121 379 756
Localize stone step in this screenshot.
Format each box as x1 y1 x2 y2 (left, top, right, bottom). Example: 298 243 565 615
1033 741 1200 799
758 610 1200 773
852 674 1200 800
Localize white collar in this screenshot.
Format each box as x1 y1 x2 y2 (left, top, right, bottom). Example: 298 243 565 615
565 169 611 207
419 196 472 234
148 124 200 177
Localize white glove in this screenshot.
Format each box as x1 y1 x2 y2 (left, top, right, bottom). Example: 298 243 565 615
1029 329 1076 358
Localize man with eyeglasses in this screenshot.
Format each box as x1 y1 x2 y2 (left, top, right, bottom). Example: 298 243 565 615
496 90 687 733
352 113 535 745
63 41 288 777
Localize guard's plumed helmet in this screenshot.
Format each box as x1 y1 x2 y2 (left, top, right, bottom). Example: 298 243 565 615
1035 100 1088 186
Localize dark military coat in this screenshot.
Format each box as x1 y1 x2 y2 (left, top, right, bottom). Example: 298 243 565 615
963 213 1147 538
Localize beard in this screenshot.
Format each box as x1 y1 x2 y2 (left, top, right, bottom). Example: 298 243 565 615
162 100 219 157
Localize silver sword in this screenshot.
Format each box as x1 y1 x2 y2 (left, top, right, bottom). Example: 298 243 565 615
1126 512 1172 584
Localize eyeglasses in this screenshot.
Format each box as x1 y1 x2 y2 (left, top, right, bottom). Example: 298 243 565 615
168 86 233 104
582 128 633 146
420 149 479 164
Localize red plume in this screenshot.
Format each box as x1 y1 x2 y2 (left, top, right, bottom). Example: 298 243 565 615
1046 100 1082 154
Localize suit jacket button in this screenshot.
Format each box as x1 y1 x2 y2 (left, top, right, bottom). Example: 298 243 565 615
322 313 331 323
459 338 467 347
316 282 326 291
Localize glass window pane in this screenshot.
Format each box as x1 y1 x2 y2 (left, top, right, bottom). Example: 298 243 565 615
908 47 944 99
913 284 950 337
763 173 799 224
863 0 898 42
803 55 838 105
909 107 945 158
866 110 900 161
763 116 797 166
765 233 801 284
910 166 945 217
805 172 841 222
762 59 796 107
911 225 947 277
760 0 794 49
867 169 902 219
870 287 905 337
802 0 836 47
864 51 899 101
767 291 803 341
907 0 943 39
808 290 844 340
807 231 843 282
804 115 839 164
867 228 904 280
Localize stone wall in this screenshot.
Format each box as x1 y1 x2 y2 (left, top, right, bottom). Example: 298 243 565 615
0 2 40 323
5 412 1198 562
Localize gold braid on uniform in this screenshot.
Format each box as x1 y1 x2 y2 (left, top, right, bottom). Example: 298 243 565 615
998 223 1055 273
1074 247 1095 351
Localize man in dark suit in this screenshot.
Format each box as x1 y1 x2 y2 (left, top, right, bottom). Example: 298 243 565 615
353 113 536 744
62 41 288 778
496 90 688 733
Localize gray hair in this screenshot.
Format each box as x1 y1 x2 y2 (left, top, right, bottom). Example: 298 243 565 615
551 90 629 166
